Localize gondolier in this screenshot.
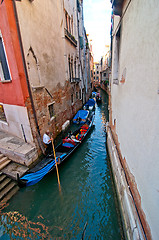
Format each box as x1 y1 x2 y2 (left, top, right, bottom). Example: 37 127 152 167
43 130 52 154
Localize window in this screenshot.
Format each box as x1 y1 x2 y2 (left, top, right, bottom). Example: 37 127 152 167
71 94 74 104
0 35 11 81
0 104 7 122
97 71 99 74
104 73 106 77
113 26 121 85
79 36 83 49
74 60 76 78
79 90 81 100
65 10 73 35
48 103 55 119
78 64 80 79
68 57 73 82
76 92 78 100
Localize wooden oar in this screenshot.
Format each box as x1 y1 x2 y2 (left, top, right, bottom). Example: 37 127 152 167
51 138 61 192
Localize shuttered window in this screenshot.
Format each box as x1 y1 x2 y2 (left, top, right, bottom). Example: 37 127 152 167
0 36 11 81
48 103 55 119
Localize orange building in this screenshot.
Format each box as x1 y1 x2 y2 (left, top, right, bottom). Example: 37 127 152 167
0 1 33 143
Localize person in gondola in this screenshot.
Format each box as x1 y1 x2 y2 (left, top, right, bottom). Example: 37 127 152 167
67 131 81 143
76 117 82 124
43 130 52 154
71 135 81 143
67 131 72 138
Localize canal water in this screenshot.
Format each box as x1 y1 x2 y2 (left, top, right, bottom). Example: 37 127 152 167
0 90 124 239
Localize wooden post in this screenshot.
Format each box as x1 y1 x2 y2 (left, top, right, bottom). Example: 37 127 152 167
51 138 61 192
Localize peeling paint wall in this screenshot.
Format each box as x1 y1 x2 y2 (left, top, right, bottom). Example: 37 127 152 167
16 0 66 89
110 0 159 239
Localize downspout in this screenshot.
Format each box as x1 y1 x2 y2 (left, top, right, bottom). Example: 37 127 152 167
12 0 45 154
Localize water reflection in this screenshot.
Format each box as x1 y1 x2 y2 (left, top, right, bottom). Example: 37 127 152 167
0 211 51 239
0 89 124 239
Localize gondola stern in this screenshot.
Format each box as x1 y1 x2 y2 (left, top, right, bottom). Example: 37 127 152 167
17 173 27 188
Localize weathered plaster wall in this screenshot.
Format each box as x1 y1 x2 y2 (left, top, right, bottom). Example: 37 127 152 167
16 0 65 89
111 0 159 239
0 104 33 144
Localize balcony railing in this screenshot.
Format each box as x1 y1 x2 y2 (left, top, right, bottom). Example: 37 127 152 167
64 28 77 47
71 78 80 83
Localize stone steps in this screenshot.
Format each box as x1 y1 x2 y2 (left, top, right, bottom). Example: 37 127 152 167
0 153 11 171
0 142 38 167
2 162 29 180
0 172 19 210
0 152 28 209
0 152 29 180
0 174 6 182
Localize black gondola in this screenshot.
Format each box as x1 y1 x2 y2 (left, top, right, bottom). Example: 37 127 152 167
96 93 102 103
17 112 95 187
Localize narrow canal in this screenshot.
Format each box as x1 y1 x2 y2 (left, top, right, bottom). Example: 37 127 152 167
0 90 124 239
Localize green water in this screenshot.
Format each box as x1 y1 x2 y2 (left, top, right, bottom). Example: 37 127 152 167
0 90 124 239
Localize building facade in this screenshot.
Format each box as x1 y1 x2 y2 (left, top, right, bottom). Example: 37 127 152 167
100 46 111 93
108 0 159 239
93 62 101 88
0 0 91 155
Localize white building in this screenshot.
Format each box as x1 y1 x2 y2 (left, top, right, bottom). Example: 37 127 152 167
108 0 159 239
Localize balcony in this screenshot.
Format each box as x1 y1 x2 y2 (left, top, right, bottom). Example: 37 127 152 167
71 78 80 83
64 28 77 47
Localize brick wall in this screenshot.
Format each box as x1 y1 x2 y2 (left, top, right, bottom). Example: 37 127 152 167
25 81 83 153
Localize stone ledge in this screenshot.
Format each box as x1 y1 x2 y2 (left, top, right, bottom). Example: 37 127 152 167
1 162 29 180
0 146 38 167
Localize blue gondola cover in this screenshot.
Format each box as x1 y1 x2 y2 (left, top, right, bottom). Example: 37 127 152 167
20 153 66 186
85 99 95 107
73 110 89 124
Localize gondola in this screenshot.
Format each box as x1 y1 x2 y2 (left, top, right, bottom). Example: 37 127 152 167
73 109 89 124
83 98 96 111
96 93 102 103
17 112 95 187
96 95 102 103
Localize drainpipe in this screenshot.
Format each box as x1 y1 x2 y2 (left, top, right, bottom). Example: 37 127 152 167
12 0 45 154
